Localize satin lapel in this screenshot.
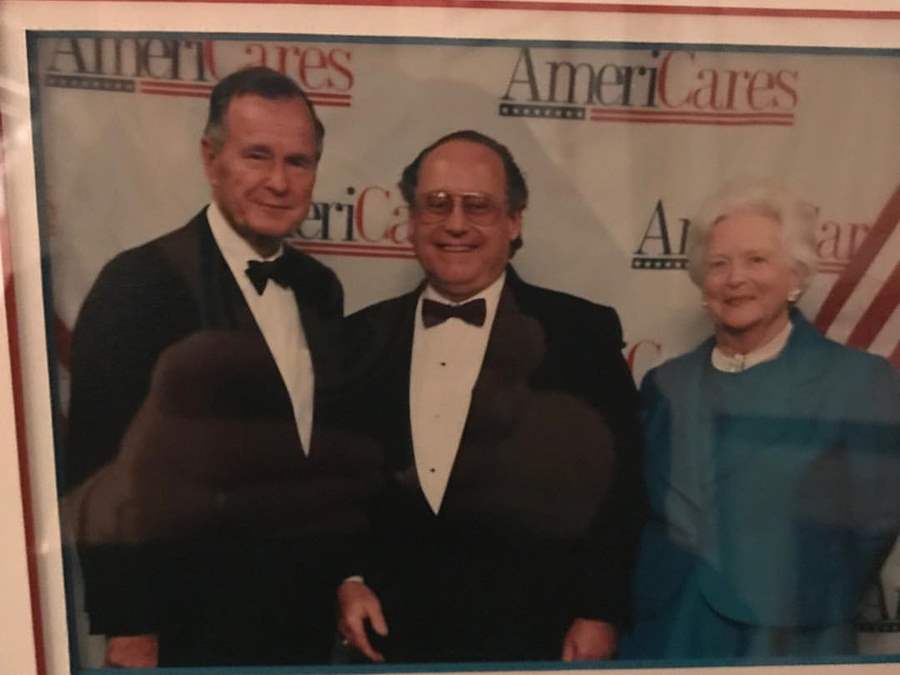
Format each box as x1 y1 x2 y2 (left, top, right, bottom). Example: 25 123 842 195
443 280 537 504
290 283 330 389
168 212 299 447
390 293 420 473
284 254 348 458
198 215 257 331
345 290 422 484
281 248 336 380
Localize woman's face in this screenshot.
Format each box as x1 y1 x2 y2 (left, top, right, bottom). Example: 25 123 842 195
701 210 800 353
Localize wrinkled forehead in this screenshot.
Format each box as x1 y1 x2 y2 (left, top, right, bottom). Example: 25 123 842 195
706 209 787 254
711 203 781 229
222 94 314 136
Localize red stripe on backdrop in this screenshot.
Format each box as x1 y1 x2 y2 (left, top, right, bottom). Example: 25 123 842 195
305 92 352 100
0 114 47 675
307 246 415 254
589 115 793 124
27 0 900 20
890 340 900 369
138 80 213 92
140 89 212 98
308 100 352 107
590 108 794 120
297 246 418 260
846 261 900 351
290 240 414 254
590 116 792 126
815 183 900 333
137 82 349 100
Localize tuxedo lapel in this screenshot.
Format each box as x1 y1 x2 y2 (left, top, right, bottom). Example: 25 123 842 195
369 292 419 475
154 211 257 332
441 277 545 509
156 211 300 446
208 248 259 333
397 296 419 471
282 246 332 368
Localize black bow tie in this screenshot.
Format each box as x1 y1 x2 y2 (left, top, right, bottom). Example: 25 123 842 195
245 257 291 295
422 298 487 328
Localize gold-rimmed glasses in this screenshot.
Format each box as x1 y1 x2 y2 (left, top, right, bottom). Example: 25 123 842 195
413 190 506 226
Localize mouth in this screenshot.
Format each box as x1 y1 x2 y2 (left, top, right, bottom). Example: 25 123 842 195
724 296 754 306
256 202 295 212
436 243 477 253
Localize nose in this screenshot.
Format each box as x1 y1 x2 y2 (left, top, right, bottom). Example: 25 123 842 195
442 198 470 234
266 161 289 194
725 260 748 285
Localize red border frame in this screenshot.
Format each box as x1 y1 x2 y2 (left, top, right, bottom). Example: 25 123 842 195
3 4 899 673
0 116 46 675
15 0 900 20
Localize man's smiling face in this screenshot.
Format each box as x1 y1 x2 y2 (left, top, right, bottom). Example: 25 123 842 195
409 139 522 301
202 94 318 256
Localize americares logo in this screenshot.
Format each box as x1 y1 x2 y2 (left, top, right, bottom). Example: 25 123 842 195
633 199 871 274
289 185 415 260
43 37 354 107
500 48 798 127
633 200 690 270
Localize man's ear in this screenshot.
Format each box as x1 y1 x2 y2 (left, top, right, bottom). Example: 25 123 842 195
406 212 419 245
507 210 523 243
200 137 217 185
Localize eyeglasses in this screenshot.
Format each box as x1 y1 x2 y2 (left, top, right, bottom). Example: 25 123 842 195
413 191 505 226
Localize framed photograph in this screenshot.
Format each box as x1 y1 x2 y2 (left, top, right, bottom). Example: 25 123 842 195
2 1 898 673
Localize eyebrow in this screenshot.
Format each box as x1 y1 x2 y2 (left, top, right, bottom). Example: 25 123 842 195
707 247 774 257
242 144 272 154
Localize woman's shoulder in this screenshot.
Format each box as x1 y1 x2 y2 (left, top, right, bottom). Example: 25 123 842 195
792 313 895 375
640 337 714 400
648 337 713 377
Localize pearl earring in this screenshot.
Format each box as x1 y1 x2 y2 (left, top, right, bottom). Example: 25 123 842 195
788 288 801 303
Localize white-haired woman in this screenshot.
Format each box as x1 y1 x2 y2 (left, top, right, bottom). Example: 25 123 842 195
622 180 900 658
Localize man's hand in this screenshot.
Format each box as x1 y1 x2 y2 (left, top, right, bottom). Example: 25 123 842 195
561 618 617 661
337 580 388 662
104 634 159 668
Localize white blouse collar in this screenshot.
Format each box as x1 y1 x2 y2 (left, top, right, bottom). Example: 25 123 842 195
711 319 793 373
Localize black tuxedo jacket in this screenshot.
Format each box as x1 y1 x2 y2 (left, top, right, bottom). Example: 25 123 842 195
64 209 345 666
342 268 645 663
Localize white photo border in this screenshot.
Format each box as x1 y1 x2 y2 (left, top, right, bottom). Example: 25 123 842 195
3 2 900 674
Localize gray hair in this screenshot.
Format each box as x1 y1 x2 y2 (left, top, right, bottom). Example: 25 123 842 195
686 178 819 294
203 66 325 159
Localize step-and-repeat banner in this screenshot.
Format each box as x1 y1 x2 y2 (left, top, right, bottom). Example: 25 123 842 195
31 33 900 664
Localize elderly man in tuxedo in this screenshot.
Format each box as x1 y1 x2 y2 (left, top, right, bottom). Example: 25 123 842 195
336 130 645 664
62 66 373 667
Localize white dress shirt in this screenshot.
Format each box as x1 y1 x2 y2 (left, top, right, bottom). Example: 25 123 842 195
711 319 793 373
207 203 314 454
409 273 506 513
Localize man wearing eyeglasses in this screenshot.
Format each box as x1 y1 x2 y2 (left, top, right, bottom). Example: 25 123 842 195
336 130 645 664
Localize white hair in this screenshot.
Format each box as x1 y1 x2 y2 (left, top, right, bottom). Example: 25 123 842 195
686 178 819 295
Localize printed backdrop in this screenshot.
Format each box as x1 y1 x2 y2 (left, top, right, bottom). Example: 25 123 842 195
31 33 900 659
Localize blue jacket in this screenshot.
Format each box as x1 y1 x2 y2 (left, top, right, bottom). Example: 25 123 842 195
634 311 900 629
